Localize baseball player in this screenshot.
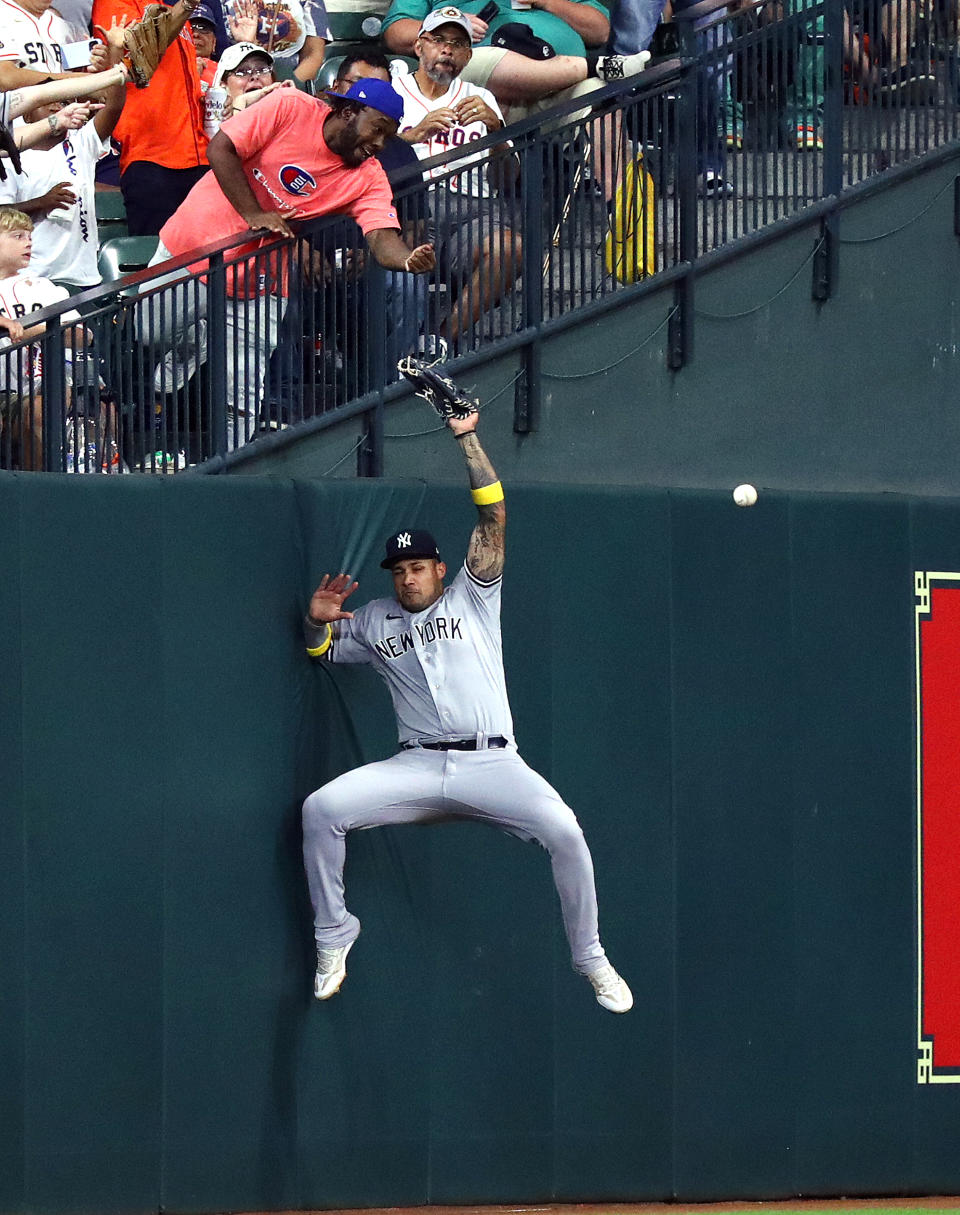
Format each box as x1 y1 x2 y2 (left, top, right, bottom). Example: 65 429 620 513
301 362 633 1014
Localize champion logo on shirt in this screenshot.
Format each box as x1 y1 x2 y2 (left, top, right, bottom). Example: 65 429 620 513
279 164 317 196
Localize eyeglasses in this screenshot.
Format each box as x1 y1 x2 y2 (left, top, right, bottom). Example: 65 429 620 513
420 32 470 51
230 64 274 79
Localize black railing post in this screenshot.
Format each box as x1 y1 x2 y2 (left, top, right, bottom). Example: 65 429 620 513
822 0 843 199
357 259 386 477
207 251 228 455
517 141 544 433
816 0 843 300
672 29 699 370
42 316 66 471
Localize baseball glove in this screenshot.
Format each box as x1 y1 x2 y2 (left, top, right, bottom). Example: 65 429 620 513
397 356 479 421
124 0 197 88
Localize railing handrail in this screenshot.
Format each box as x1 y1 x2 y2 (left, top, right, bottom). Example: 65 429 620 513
3 0 957 475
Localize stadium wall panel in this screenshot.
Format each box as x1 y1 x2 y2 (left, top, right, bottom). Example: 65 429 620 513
2 472 959 1213
234 158 960 498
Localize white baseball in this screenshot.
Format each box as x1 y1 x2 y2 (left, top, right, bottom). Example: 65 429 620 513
733 483 758 507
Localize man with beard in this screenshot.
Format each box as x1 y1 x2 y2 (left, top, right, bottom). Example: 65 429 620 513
147 77 436 448
394 6 518 350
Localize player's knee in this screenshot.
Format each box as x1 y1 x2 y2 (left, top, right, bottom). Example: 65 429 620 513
302 787 342 834
543 810 589 858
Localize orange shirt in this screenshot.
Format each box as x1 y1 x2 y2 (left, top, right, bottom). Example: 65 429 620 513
160 89 400 296
91 0 208 174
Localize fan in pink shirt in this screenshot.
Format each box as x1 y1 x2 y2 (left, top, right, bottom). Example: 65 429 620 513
160 80 434 295
147 78 435 449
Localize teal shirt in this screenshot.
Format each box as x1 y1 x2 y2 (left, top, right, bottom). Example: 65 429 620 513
381 0 609 57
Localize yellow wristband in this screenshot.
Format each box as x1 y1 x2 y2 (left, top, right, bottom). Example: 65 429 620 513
306 621 333 657
471 481 504 506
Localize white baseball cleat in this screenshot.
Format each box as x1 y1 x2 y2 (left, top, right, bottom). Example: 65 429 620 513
586 962 634 1013
314 939 355 1000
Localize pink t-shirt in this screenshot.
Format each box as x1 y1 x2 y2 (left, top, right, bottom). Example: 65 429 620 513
160 89 400 296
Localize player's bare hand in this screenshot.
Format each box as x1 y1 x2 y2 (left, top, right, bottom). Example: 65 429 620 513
308 574 359 623
404 243 435 274
247 208 296 237
447 410 477 437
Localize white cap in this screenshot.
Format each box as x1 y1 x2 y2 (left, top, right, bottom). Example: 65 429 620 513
212 42 275 88
418 6 472 38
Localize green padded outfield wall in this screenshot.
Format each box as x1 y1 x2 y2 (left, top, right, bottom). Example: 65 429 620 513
2 470 960 1215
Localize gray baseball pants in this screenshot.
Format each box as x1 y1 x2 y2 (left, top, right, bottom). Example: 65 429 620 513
302 745 607 974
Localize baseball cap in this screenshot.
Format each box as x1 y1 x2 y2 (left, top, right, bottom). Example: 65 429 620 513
491 21 556 58
323 77 404 125
189 1 218 27
213 41 275 88
419 6 473 38
380 529 442 569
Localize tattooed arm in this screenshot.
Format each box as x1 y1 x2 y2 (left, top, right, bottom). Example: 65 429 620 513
448 412 506 582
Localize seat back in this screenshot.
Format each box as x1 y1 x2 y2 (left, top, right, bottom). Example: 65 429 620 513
97 235 159 283
94 190 128 240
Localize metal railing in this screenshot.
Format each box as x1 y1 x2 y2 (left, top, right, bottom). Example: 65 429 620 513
1 0 956 474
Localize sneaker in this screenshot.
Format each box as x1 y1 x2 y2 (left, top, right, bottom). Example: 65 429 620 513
700 169 733 198
314 939 355 1000
414 333 448 365
877 63 937 104
597 49 651 81
586 962 634 1013
795 125 824 150
144 449 186 474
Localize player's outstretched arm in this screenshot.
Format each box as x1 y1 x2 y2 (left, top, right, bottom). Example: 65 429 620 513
307 573 359 625
304 574 358 658
449 413 505 583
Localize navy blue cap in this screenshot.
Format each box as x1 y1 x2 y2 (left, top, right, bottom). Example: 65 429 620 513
381 529 441 569
190 1 218 25
324 77 404 125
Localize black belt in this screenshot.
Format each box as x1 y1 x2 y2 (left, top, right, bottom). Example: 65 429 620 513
404 736 509 751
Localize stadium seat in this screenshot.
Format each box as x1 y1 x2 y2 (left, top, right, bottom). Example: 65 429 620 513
328 9 381 41
98 236 159 296
94 190 127 240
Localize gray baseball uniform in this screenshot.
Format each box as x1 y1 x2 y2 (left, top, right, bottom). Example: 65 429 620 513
301 561 607 974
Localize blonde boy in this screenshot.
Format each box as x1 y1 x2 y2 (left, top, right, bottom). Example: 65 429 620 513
0 207 84 468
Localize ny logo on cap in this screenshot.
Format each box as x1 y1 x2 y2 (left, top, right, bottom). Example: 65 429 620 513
396 532 412 548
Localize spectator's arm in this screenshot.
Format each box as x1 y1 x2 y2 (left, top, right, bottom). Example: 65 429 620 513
12 184 78 216
92 15 128 139
206 128 295 234
382 16 421 52
527 0 609 45
365 227 435 272
294 33 326 82
381 0 430 53
15 101 102 151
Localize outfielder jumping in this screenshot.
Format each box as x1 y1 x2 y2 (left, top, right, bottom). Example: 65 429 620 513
301 359 632 1013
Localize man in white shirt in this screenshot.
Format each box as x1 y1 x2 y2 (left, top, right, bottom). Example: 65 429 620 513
0 56 126 289
394 6 520 347
0 0 73 73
